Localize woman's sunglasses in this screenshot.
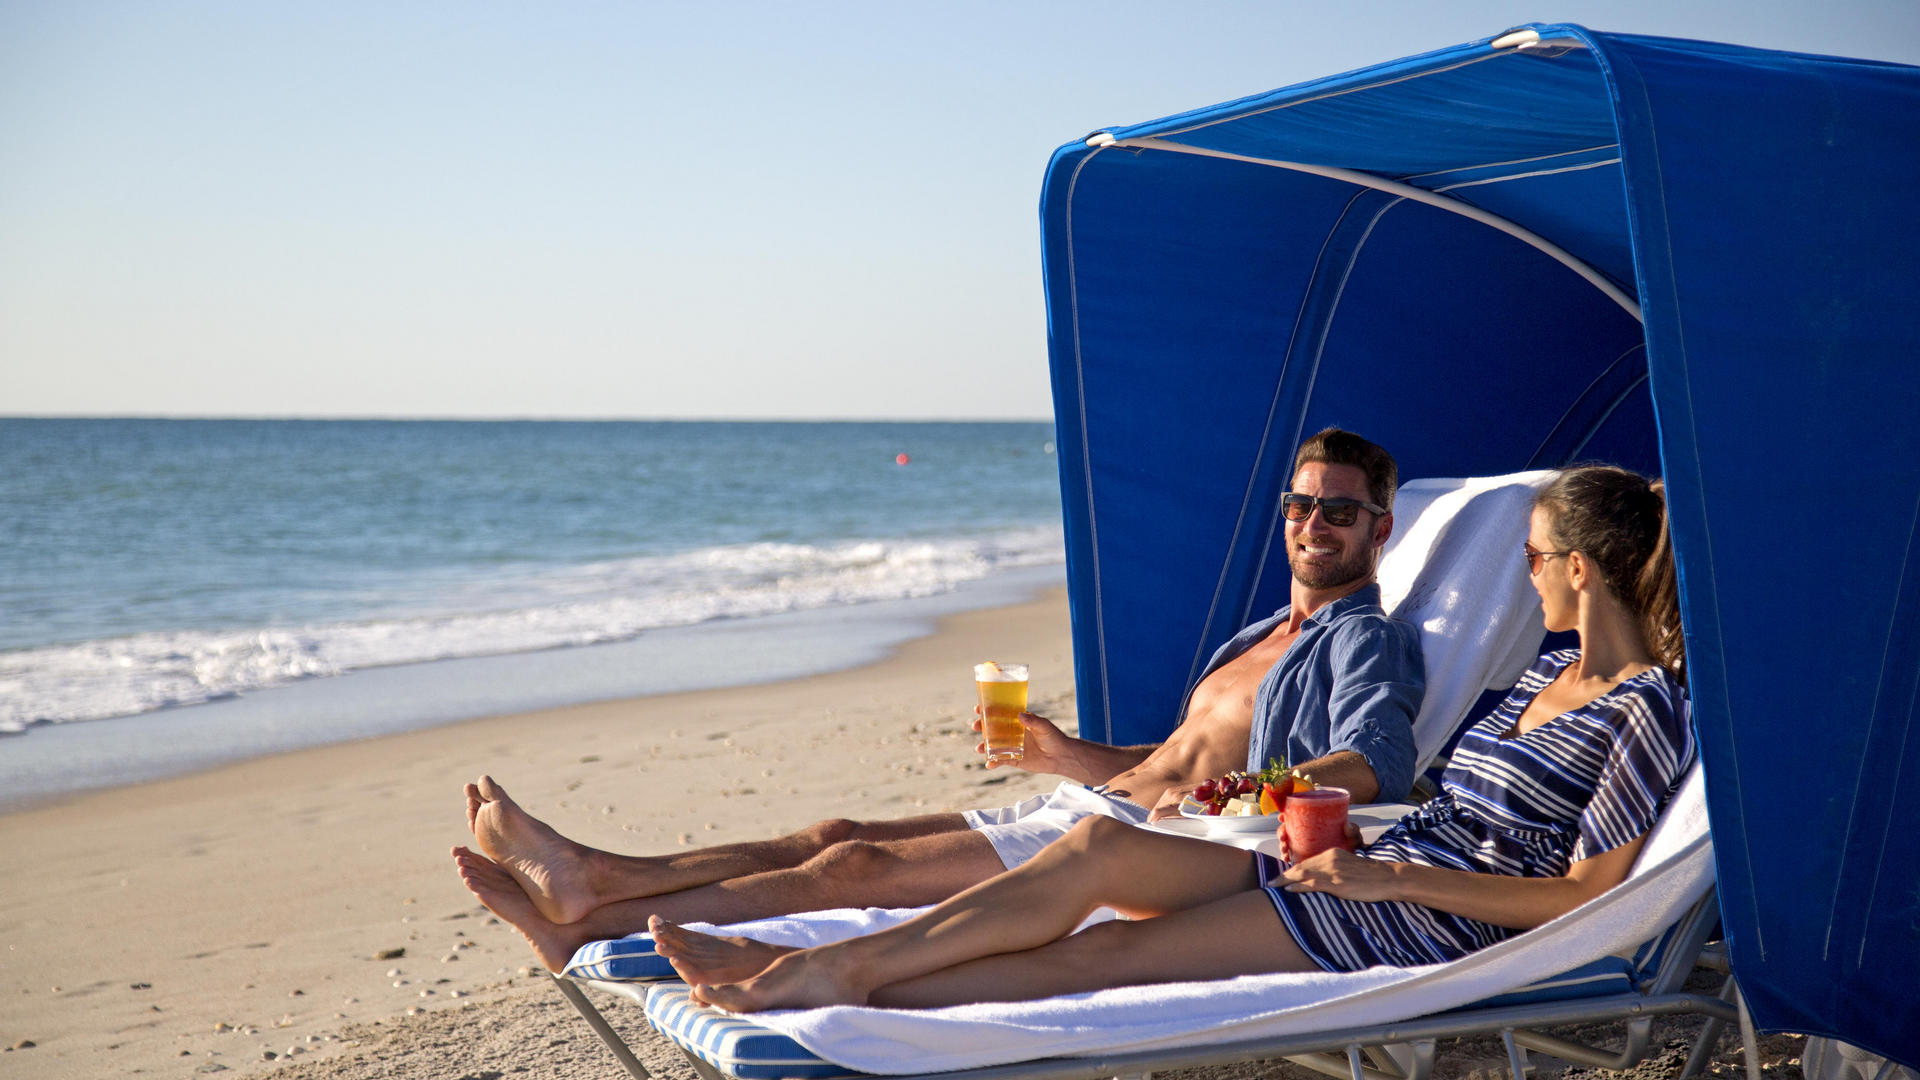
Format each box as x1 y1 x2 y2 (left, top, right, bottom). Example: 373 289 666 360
1280 493 1387 527
1523 544 1574 575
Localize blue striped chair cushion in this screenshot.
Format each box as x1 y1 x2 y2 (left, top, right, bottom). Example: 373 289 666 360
644 984 863 1079
564 933 676 982
640 956 1643 1080
1449 956 1637 1011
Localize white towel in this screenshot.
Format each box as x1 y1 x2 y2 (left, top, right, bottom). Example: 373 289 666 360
689 767 1712 1075
1377 472 1555 772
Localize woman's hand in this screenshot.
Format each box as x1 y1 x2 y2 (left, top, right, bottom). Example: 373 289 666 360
1280 843 1397 903
972 710 1078 774
1277 821 1363 862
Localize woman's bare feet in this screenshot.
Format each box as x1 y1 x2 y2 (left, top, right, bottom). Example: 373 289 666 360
647 916 798 986
465 776 604 925
451 846 592 973
687 945 872 1013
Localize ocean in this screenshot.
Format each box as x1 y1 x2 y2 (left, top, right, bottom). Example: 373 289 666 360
0 419 1065 806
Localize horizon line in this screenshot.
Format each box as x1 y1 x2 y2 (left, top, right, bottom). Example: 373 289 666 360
0 413 1059 424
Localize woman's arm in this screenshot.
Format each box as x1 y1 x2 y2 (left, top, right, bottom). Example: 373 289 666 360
1279 835 1648 931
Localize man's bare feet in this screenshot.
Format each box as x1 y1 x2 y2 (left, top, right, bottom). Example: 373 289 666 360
451 845 592 973
688 945 871 1013
647 916 797 986
465 776 603 925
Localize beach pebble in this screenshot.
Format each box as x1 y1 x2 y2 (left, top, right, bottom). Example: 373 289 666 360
213 1022 233 1033
517 966 534 977
130 981 151 990
195 1064 229 1074
442 953 459 963
405 1007 422 1017
703 822 717 831
392 980 408 988
374 947 406 960
678 833 693 845
580 754 601 763
261 1050 278 1061
419 989 434 997
289 988 304 996
386 968 403 977
601 805 614 814
287 1045 303 1055
10 1040 35 1050
450 990 468 998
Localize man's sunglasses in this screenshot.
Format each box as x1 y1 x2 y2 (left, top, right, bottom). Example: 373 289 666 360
1280 493 1387 527
1523 544 1574 575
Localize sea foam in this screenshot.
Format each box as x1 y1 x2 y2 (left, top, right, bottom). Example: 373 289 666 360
0 528 1062 732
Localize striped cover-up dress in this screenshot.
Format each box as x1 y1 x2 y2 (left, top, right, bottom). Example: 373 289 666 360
1256 649 1693 972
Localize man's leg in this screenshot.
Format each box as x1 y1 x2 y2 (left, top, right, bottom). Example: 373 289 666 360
464 775 973 924
455 824 1012 972
668 816 1313 1012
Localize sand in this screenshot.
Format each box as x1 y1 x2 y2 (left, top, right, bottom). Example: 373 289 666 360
0 587 1791 1080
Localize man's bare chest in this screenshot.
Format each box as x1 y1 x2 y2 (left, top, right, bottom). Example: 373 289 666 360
1187 628 1300 723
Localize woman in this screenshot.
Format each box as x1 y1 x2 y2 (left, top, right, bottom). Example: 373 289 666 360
651 465 1694 1011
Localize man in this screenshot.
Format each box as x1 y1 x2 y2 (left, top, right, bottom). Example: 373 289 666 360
453 428 1424 972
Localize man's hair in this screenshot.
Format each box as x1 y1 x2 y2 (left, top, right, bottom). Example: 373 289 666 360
1293 428 1398 511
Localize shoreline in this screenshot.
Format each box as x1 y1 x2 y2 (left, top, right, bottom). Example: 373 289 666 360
0 586 1075 1079
0 565 1066 815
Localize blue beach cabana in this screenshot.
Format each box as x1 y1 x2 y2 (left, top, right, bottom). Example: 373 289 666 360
1041 24 1920 1065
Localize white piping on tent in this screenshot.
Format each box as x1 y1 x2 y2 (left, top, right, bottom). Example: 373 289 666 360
1084 133 1644 324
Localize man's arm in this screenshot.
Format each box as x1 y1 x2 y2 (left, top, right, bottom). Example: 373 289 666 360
974 711 1157 785
1290 749 1382 804
1321 617 1425 803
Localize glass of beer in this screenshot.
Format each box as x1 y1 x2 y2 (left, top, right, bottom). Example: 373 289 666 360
1282 786 1352 860
974 661 1029 764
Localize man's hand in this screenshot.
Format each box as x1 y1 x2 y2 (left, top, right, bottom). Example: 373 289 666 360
972 710 1079 775
1147 783 1203 822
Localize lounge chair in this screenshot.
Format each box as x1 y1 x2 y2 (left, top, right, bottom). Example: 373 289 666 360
585 765 1752 1080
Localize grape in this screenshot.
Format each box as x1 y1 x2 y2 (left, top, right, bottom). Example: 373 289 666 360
1236 776 1257 796
1194 781 1217 802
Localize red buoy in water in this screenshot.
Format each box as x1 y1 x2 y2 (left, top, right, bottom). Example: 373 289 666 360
895 452 911 465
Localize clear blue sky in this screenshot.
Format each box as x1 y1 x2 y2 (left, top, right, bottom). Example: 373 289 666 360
4 1 1915 420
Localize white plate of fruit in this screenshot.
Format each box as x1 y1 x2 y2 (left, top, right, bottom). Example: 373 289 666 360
1177 765 1308 834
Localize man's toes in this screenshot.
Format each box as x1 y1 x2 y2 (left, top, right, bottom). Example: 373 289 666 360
478 775 506 803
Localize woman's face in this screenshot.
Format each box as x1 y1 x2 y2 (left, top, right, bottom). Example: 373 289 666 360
1526 505 1577 633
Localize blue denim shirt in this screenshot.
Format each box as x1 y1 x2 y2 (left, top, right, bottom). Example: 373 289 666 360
1195 583 1424 801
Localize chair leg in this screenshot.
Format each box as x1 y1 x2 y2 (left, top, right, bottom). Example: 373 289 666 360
1680 972 1739 1078
1500 1029 1534 1080
550 974 654 1080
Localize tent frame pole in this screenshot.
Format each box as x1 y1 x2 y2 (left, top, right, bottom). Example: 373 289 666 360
1087 135 1643 324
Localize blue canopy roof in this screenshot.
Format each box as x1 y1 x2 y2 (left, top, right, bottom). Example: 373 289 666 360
1039 24 1920 1064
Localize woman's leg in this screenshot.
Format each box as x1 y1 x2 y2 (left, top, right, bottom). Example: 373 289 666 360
679 816 1275 1012
870 889 1315 1008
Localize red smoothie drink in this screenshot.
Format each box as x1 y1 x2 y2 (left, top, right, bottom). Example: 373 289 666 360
1283 786 1352 860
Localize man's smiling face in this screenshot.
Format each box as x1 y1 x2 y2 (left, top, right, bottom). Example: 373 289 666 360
1285 461 1389 591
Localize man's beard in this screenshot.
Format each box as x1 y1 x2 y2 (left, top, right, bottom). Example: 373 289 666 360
1288 539 1374 590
